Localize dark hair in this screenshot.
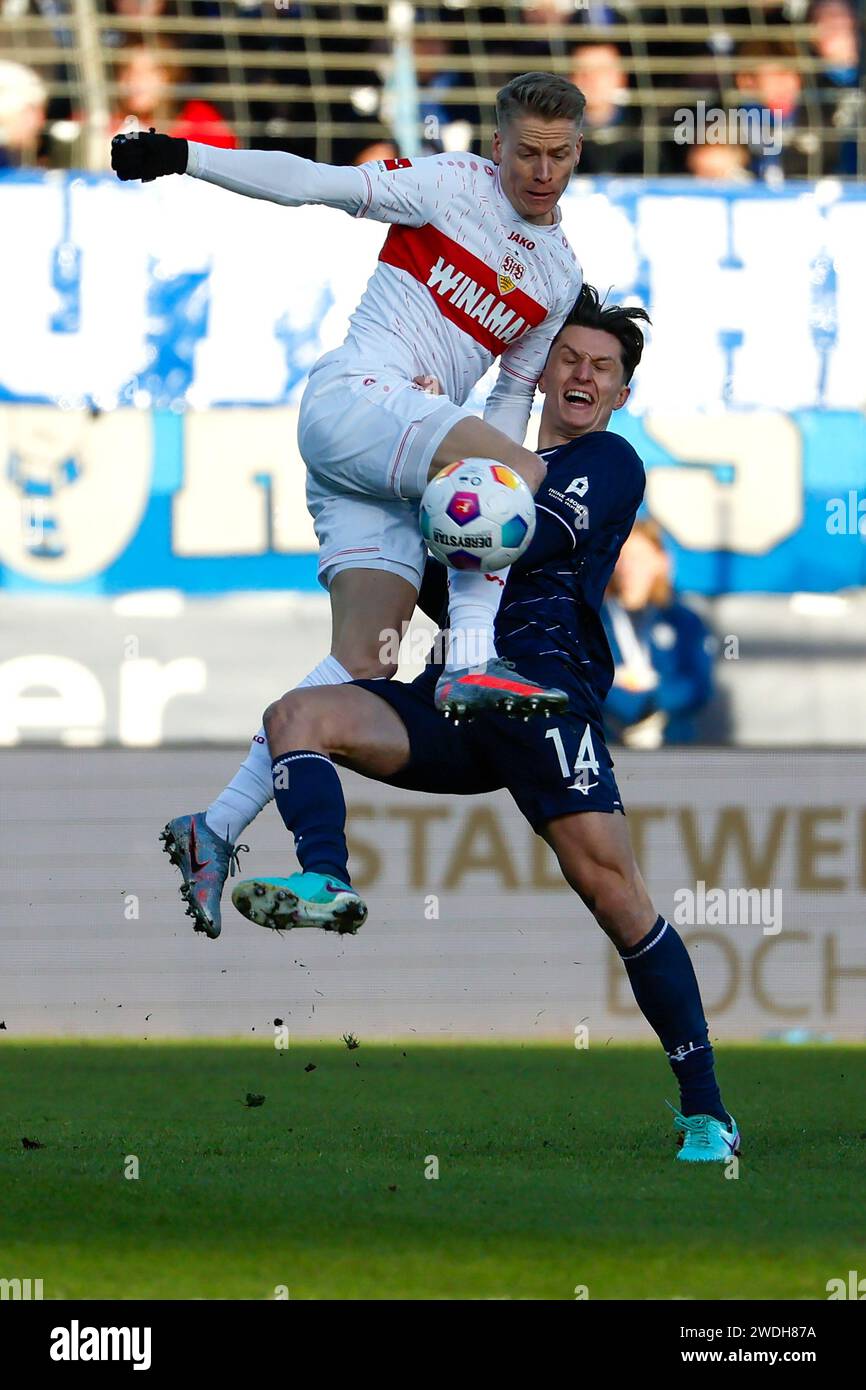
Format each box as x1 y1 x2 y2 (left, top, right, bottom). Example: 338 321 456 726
554 283 651 383
736 37 799 64
495 72 586 131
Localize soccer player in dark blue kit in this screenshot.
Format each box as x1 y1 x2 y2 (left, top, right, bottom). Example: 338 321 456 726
232 284 740 1163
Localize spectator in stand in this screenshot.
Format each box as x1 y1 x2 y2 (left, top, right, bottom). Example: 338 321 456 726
639 3 790 92
414 34 463 143
351 137 399 165
109 40 237 150
734 38 821 178
102 0 233 129
108 0 169 15
245 2 386 163
810 0 860 88
236 1 315 160
569 42 644 174
319 3 388 163
103 0 223 72
508 0 606 66
602 520 715 748
808 0 862 172
104 0 225 68
0 60 47 169
685 136 753 181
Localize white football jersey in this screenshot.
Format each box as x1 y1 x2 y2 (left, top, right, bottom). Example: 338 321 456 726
187 145 584 443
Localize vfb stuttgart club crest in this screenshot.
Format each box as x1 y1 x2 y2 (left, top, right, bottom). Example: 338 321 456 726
497 253 525 296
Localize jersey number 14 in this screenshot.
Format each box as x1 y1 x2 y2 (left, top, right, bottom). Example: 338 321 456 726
546 725 599 794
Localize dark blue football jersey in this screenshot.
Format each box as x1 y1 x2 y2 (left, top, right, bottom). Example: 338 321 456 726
493 429 646 709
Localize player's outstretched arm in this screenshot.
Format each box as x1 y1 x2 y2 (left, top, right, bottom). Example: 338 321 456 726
111 130 372 212
184 141 376 213
112 134 451 225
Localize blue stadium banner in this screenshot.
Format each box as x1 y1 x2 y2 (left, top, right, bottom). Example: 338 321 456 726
1 171 864 595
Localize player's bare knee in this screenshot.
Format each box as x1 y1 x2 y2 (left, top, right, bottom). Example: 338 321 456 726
262 692 290 743
264 690 319 749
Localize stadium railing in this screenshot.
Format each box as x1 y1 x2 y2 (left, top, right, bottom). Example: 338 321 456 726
1 0 863 176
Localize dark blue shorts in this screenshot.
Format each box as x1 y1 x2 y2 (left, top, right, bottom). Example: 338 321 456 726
351 673 624 833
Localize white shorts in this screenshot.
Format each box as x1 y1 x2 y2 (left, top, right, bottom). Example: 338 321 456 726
299 363 470 590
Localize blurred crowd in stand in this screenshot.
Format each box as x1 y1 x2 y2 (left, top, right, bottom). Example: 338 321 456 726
1 0 861 175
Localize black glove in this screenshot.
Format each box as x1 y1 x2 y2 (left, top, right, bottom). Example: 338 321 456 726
111 128 189 182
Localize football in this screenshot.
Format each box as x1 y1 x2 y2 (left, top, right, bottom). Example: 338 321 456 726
419 459 536 572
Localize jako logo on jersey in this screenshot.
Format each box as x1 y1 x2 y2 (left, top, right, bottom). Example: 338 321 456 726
497 254 525 296
508 231 536 250
381 157 412 171
565 477 588 497
379 223 547 355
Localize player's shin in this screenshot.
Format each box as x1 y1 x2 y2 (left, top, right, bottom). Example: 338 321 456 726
230 751 366 934
445 567 508 671
204 655 353 842
271 751 350 884
619 915 730 1125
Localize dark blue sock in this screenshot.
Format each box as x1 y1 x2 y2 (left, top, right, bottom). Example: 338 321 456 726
620 915 727 1123
271 751 350 884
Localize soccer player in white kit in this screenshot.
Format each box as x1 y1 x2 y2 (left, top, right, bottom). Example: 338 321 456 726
112 72 587 937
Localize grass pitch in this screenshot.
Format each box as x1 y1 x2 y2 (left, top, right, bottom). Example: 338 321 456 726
1 1041 863 1300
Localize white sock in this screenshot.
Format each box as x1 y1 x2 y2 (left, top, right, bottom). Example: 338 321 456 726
445 567 510 671
293 654 354 690
205 654 353 841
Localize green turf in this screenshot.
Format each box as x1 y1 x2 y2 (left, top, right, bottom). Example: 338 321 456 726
1 1040 863 1300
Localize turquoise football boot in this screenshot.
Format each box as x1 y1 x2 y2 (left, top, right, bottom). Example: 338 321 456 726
231 871 367 935
669 1104 741 1163
160 812 249 939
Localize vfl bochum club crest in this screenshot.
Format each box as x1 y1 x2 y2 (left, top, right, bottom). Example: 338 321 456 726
0 407 152 583
497 254 525 296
